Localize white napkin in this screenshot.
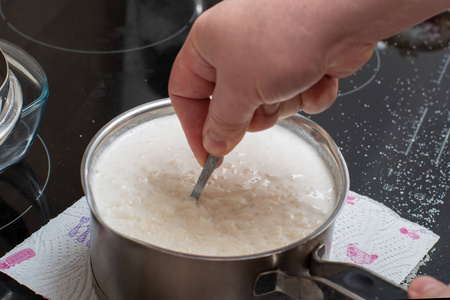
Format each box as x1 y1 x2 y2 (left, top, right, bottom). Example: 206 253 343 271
0 199 97 300
0 192 440 299
329 191 440 284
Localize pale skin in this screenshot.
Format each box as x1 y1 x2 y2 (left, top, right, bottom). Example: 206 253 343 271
168 0 450 298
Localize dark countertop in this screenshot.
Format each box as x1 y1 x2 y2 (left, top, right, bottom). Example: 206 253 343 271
0 1 448 297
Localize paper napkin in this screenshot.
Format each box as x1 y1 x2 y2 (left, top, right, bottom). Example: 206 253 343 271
0 192 440 299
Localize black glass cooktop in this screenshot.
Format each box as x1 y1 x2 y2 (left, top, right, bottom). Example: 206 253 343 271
0 1 448 297
310 14 450 283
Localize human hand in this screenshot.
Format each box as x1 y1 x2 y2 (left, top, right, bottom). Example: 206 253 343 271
169 0 450 165
408 276 450 299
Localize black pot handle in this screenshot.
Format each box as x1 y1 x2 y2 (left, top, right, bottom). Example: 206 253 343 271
253 244 408 300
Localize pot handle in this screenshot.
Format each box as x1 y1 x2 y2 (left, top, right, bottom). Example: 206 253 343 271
253 244 408 300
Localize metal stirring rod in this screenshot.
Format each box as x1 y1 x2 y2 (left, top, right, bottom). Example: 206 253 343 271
190 154 222 203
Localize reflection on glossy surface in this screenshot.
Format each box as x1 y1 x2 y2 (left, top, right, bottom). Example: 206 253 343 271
338 47 380 97
0 135 50 253
0 0 203 54
0 271 45 299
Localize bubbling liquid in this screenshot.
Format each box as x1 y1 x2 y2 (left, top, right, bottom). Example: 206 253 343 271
90 115 336 256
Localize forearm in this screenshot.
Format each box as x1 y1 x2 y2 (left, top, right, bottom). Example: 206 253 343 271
305 0 450 76
320 0 450 43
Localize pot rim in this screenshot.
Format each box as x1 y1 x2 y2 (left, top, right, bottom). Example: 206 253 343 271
81 98 350 261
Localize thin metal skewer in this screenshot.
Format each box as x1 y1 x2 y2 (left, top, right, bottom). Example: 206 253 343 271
190 154 222 203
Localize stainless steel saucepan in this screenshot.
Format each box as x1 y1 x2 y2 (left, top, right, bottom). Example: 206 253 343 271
81 98 407 300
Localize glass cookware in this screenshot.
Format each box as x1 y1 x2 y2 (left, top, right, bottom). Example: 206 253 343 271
0 39 48 172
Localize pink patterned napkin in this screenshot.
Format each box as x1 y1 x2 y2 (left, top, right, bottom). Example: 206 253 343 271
1 198 96 300
0 192 440 299
330 191 440 284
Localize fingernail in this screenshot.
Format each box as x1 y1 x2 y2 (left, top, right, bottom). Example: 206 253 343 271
203 130 227 156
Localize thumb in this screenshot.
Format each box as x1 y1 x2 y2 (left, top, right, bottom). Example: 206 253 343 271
408 276 450 299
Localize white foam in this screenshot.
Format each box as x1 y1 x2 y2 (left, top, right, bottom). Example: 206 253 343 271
90 115 336 256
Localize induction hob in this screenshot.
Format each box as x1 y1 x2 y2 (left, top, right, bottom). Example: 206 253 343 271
0 1 448 297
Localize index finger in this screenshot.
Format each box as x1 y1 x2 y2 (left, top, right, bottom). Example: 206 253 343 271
168 36 216 166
